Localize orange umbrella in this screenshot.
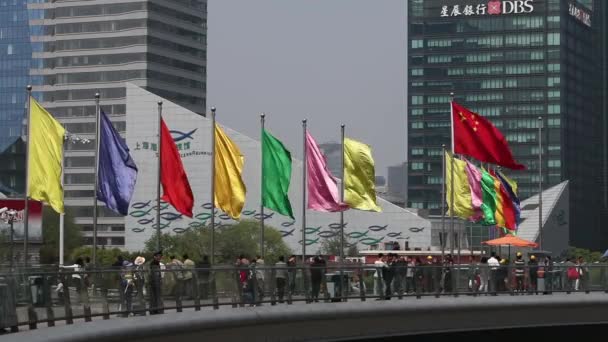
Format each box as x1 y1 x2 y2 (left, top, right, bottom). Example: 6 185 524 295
482 235 538 248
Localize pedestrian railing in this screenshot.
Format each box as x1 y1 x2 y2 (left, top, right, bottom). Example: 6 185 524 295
1 263 607 333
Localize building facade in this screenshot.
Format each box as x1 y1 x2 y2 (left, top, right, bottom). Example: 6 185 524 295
407 0 607 249
0 0 207 248
124 84 433 253
0 0 35 195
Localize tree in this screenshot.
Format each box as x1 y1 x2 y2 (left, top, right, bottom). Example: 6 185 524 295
562 247 604 262
319 233 358 258
143 220 292 264
40 206 83 264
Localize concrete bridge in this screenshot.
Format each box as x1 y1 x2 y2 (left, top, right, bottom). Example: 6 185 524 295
3 293 608 341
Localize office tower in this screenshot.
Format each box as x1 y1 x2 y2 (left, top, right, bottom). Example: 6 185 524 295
0 0 207 248
407 0 607 249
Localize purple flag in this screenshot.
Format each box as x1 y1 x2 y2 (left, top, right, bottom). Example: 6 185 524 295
464 160 483 221
97 110 138 215
306 131 348 212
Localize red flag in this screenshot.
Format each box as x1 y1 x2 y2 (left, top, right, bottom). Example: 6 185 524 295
160 119 194 217
452 102 525 170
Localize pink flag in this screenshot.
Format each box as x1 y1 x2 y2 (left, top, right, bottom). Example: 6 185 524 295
306 131 348 212
464 159 483 221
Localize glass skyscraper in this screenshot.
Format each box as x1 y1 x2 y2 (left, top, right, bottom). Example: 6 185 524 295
0 0 38 195
0 0 207 248
407 0 608 249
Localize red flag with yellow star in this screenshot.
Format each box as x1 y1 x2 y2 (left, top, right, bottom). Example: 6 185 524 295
452 102 525 170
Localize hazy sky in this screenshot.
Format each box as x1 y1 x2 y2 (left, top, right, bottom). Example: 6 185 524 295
207 0 407 176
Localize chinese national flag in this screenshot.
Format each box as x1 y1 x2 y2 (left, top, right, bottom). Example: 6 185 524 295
160 118 194 217
452 102 525 170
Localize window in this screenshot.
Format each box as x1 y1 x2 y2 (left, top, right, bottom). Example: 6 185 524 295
411 68 424 76
548 76 560 87
411 96 424 105
548 159 561 168
548 104 560 114
411 40 423 49
548 118 560 127
548 90 560 99
547 63 560 72
411 162 424 171
547 33 560 45
427 176 442 185
410 202 424 209
411 109 423 116
7 44 13 55
411 148 424 156
411 122 424 129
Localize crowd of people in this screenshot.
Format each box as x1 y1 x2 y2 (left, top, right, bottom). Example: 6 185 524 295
53 251 601 316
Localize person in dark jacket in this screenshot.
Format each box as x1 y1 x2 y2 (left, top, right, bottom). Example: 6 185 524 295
149 251 164 314
422 256 434 293
310 256 326 302
197 255 211 300
528 255 538 294
383 254 396 299
394 255 408 296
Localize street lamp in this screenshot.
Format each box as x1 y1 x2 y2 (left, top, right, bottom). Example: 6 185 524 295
1 208 20 270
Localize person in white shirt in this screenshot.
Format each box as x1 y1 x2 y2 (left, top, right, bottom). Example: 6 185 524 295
487 253 500 293
373 254 387 297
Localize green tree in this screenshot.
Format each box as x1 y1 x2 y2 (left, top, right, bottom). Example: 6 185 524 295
562 247 604 262
68 246 149 267
40 206 82 264
319 233 358 258
143 220 292 264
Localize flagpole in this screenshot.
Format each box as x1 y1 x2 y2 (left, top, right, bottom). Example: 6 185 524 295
340 124 345 261
60 147 65 266
260 113 266 259
92 93 100 267
339 124 345 301
538 116 543 250
441 144 446 260
23 85 32 268
301 119 307 263
210 107 216 265
156 101 163 252
449 92 455 256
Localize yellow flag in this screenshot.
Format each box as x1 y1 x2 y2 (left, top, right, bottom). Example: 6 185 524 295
344 138 381 212
28 98 65 214
214 124 246 219
445 151 474 219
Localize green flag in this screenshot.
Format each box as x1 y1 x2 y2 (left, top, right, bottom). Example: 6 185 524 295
480 168 497 226
262 129 294 219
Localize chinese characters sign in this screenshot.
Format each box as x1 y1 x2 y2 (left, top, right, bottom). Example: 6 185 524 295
440 0 534 17
568 3 591 27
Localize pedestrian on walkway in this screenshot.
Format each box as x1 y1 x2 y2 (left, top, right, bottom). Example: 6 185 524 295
275 256 288 303
182 254 195 299
149 251 164 314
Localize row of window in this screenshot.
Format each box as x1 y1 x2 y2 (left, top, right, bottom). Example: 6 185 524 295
412 93 561 106
411 64 559 77
411 76 558 92
52 104 125 118
81 237 125 246
423 50 548 64
50 36 206 59
416 33 560 49
43 1 205 26
47 69 206 90
64 121 125 134
410 16 558 35
411 104 554 117
410 118 560 130
44 53 205 74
